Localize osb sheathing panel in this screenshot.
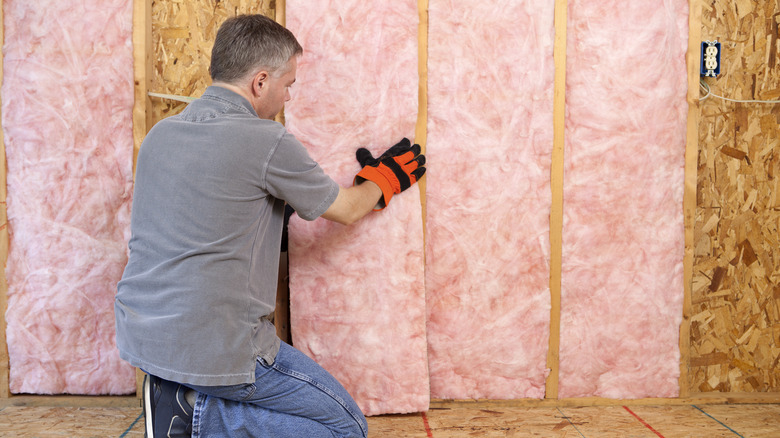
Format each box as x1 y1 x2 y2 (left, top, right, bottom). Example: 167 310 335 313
150 0 275 125
692 0 780 393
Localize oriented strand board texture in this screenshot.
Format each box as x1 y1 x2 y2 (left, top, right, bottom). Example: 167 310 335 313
425 0 555 400
150 0 274 124
285 0 428 415
692 0 780 392
2 0 135 394
559 0 689 398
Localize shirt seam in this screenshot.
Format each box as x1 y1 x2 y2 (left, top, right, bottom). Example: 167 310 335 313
121 351 252 382
201 93 255 116
260 131 285 191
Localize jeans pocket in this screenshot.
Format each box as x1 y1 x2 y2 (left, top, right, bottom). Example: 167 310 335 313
237 383 257 401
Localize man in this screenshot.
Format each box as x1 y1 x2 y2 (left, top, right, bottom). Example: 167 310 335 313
115 14 425 438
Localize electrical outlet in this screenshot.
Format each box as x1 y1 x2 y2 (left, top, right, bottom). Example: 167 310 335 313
700 40 721 77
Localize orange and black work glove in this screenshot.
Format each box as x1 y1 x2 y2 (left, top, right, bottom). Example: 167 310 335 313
354 139 426 210
356 138 414 168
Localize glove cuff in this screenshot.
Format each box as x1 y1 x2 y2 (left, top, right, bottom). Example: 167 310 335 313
354 166 394 210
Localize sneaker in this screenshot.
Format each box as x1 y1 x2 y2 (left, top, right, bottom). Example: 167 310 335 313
143 374 194 438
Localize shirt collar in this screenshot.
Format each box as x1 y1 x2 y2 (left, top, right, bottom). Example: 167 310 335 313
201 85 258 117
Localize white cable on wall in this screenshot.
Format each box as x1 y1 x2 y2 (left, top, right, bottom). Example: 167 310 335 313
700 79 780 104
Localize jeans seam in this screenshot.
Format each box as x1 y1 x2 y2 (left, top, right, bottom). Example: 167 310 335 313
269 362 368 437
191 392 207 438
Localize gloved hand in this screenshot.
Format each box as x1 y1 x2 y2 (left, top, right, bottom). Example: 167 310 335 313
356 138 414 168
354 138 426 210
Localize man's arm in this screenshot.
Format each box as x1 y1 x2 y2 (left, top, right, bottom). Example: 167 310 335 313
320 138 426 226
320 181 382 225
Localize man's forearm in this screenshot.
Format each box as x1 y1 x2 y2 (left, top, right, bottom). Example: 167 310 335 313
320 181 382 225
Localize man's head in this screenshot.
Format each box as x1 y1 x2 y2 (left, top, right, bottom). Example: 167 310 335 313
210 15 303 119
210 14 302 84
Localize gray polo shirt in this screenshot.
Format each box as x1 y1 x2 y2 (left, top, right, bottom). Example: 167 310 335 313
115 86 339 386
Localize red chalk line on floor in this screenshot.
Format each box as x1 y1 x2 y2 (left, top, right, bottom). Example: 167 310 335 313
421 411 433 438
623 406 665 438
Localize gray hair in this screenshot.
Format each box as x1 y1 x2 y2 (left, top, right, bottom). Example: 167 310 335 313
209 14 303 83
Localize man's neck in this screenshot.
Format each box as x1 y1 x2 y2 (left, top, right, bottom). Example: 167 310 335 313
212 81 251 103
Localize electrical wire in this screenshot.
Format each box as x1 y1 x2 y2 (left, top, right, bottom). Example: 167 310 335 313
699 79 780 104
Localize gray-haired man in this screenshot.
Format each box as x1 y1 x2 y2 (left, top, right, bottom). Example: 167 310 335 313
115 14 424 438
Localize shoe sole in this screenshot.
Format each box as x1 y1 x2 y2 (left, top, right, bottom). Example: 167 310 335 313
143 374 154 438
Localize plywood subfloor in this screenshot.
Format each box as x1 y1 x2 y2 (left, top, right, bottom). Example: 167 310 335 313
0 403 777 437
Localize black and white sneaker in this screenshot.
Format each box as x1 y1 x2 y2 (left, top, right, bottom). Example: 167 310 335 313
143 374 194 438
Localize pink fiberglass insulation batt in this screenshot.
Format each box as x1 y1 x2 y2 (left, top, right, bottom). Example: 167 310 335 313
425 0 555 399
285 0 429 415
559 0 688 398
2 0 135 394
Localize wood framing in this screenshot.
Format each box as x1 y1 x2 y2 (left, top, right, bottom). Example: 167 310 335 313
546 0 567 401
133 0 153 172
679 0 703 400
132 0 153 399
275 0 286 28
431 391 780 409
0 0 9 401
415 0 429 230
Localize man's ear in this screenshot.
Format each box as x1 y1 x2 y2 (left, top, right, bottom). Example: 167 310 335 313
251 70 269 96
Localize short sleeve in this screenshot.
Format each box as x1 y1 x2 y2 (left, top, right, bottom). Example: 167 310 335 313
264 132 339 221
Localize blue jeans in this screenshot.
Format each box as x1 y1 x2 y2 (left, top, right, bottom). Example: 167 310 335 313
186 342 368 438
